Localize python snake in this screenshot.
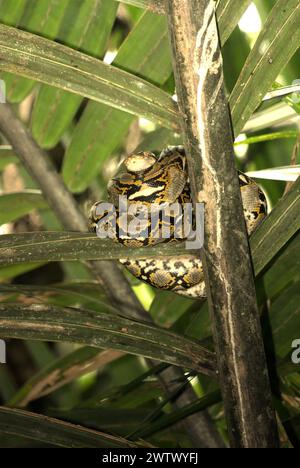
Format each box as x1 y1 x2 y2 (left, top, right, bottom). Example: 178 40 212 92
89 146 267 298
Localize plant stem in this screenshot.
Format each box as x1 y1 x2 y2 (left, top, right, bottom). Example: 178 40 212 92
166 0 279 448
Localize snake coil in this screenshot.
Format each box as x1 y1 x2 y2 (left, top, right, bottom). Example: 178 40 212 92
89 146 267 298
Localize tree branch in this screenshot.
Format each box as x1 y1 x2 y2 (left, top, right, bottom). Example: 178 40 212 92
166 0 279 448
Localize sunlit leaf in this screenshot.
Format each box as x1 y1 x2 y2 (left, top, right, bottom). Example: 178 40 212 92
31 0 118 148
246 165 300 182
230 0 300 136
3 0 71 103
0 24 178 131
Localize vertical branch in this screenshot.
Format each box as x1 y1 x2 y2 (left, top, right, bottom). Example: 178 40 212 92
166 0 279 448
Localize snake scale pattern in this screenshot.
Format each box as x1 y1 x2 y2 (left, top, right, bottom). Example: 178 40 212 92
89 146 267 298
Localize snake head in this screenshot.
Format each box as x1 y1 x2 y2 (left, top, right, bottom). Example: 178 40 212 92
107 149 188 206
123 151 157 174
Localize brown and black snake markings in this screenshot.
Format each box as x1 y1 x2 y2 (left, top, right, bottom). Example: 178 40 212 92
89 146 267 298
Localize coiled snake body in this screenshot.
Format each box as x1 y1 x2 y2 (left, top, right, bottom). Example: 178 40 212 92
89 146 267 298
